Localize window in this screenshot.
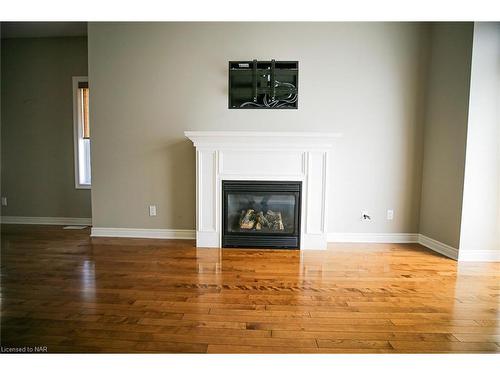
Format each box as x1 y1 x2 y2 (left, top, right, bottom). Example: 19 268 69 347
72 76 91 188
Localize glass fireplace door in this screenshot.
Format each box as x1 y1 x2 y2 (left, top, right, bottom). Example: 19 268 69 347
226 193 296 234
222 181 301 249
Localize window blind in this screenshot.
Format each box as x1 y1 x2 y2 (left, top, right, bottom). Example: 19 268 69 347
79 83 90 139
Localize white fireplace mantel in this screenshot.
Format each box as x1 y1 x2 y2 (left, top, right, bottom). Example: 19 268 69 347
185 131 341 250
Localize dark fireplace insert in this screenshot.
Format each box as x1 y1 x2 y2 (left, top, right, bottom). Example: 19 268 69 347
222 180 301 249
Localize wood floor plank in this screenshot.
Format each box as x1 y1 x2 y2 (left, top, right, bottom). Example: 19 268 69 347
452 334 500 343
150 333 317 348
206 344 395 353
388 340 499 352
316 338 393 350
1 224 499 353
390 319 480 326
271 330 458 342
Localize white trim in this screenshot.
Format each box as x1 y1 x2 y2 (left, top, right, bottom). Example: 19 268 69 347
184 131 342 148
1 216 92 226
417 234 459 260
185 131 343 138
302 233 329 250
196 230 219 245
72 76 91 189
91 227 195 240
327 233 498 262
3 221 491 261
327 232 419 243
327 233 459 260
458 249 500 262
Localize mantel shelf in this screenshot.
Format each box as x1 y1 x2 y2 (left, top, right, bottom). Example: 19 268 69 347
185 131 343 148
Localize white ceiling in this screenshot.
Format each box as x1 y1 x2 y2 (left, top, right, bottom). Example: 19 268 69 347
1 22 87 38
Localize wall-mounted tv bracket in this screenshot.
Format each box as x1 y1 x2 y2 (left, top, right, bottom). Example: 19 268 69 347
253 59 258 102
228 59 298 109
271 59 276 101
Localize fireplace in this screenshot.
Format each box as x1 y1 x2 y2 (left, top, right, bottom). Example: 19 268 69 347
222 180 301 249
185 131 340 250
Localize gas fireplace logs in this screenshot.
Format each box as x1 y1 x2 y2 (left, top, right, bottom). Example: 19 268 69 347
239 209 256 229
266 210 285 231
239 209 284 231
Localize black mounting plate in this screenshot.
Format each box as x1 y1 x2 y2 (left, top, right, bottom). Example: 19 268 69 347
228 60 299 109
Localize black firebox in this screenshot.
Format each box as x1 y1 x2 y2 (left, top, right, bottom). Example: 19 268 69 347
222 180 301 249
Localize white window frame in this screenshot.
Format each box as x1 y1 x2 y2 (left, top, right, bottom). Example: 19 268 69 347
72 76 91 189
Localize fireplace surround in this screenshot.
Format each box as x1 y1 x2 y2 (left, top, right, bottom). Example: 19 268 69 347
185 131 341 250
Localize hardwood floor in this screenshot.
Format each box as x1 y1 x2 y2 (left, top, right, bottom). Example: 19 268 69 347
1 224 499 353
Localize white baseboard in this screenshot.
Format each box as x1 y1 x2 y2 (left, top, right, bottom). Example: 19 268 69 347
301 233 328 250
1 216 92 226
458 249 500 262
195 231 220 247
326 232 472 261
417 234 459 260
91 227 195 240
327 232 419 243
3 219 494 261
86 229 498 261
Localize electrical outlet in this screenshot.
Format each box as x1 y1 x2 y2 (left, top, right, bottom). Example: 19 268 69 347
361 211 371 221
1 197 7 206
149 205 157 217
387 209 394 220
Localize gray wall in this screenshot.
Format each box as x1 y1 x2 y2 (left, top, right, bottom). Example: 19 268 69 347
418 23 473 248
88 22 429 231
1 37 91 218
459 22 500 252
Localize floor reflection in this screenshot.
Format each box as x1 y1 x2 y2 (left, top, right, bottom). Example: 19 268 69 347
453 262 500 337
300 250 326 281
80 259 96 301
196 248 223 288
